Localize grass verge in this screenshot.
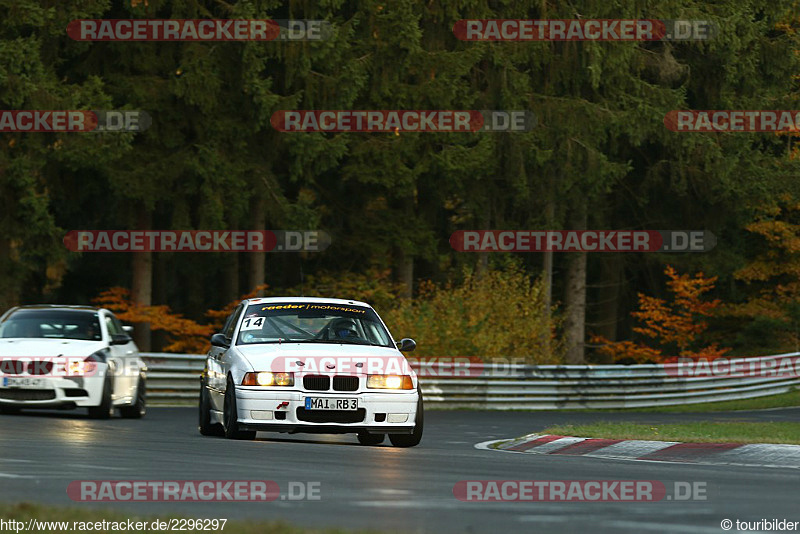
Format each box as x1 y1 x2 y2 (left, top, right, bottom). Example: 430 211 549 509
539 422 800 445
596 390 800 413
0 503 376 534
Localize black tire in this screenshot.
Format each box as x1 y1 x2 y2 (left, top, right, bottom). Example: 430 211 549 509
389 393 423 448
199 378 224 436
120 376 146 419
223 376 256 440
357 431 385 446
88 373 114 419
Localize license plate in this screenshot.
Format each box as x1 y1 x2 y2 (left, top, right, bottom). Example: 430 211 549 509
304 397 358 410
2 377 46 388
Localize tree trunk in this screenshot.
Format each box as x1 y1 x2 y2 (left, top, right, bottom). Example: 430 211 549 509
248 195 266 295
394 196 414 299
399 251 414 299
542 197 555 360
0 236 18 311
543 199 555 316
131 206 152 351
223 254 240 303
477 202 491 275
564 205 587 364
591 256 623 363
150 253 167 352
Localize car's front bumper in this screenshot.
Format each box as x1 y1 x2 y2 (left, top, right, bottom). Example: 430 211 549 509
0 375 105 409
235 387 418 434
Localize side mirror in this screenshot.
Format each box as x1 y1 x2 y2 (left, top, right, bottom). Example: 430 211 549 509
122 325 134 333
110 333 132 345
210 333 231 348
396 338 416 352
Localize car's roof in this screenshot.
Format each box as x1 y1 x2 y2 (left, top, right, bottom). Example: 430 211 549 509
243 297 372 308
12 305 100 312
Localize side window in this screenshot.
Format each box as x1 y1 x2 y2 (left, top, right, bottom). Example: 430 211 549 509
111 315 125 333
105 315 121 336
223 305 244 339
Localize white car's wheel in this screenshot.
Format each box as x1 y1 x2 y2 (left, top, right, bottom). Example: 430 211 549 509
199 378 224 436
87 373 114 419
223 376 256 440
120 375 146 419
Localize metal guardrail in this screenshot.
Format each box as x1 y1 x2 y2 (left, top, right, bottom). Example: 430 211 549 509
141 352 800 409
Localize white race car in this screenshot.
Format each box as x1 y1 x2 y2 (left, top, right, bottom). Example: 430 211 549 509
0 305 147 419
199 297 423 447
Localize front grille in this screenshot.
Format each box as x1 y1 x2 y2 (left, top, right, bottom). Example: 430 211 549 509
0 360 25 375
333 376 359 391
296 408 366 424
27 361 53 375
0 389 56 401
303 375 330 391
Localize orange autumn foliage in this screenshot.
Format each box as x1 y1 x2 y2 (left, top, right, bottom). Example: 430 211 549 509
591 266 730 363
93 284 269 353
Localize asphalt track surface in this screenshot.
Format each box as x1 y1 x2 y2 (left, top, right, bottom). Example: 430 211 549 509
1 407 799 533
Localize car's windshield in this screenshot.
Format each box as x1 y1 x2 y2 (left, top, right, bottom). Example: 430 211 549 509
0 310 102 341
236 303 393 347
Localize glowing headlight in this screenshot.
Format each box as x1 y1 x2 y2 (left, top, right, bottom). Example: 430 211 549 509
367 375 413 389
68 360 87 376
256 372 274 386
242 372 294 386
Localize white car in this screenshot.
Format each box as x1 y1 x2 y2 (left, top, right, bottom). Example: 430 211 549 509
199 297 423 447
0 305 147 419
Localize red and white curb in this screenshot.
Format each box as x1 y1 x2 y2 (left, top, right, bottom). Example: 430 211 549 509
475 434 800 469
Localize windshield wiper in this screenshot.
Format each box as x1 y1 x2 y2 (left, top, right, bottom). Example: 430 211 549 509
295 339 385 347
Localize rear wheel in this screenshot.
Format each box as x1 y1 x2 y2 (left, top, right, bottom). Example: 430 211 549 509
88 373 114 419
389 393 423 448
120 376 146 419
357 431 385 446
223 376 256 440
199 378 224 436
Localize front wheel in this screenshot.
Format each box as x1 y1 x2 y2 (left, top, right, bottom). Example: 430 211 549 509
223 377 256 440
120 376 146 419
88 373 114 419
389 393 423 448
199 378 224 436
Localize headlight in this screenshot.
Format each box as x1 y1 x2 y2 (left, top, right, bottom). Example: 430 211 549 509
68 354 101 376
242 372 294 387
367 374 413 389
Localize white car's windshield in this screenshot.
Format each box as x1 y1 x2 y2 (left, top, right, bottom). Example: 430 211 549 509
0 310 102 341
236 303 393 347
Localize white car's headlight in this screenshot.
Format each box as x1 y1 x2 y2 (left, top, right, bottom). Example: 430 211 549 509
367 375 413 389
242 372 294 387
67 352 103 376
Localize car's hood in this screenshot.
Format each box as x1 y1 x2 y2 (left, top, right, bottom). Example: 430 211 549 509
235 343 412 375
0 338 107 358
